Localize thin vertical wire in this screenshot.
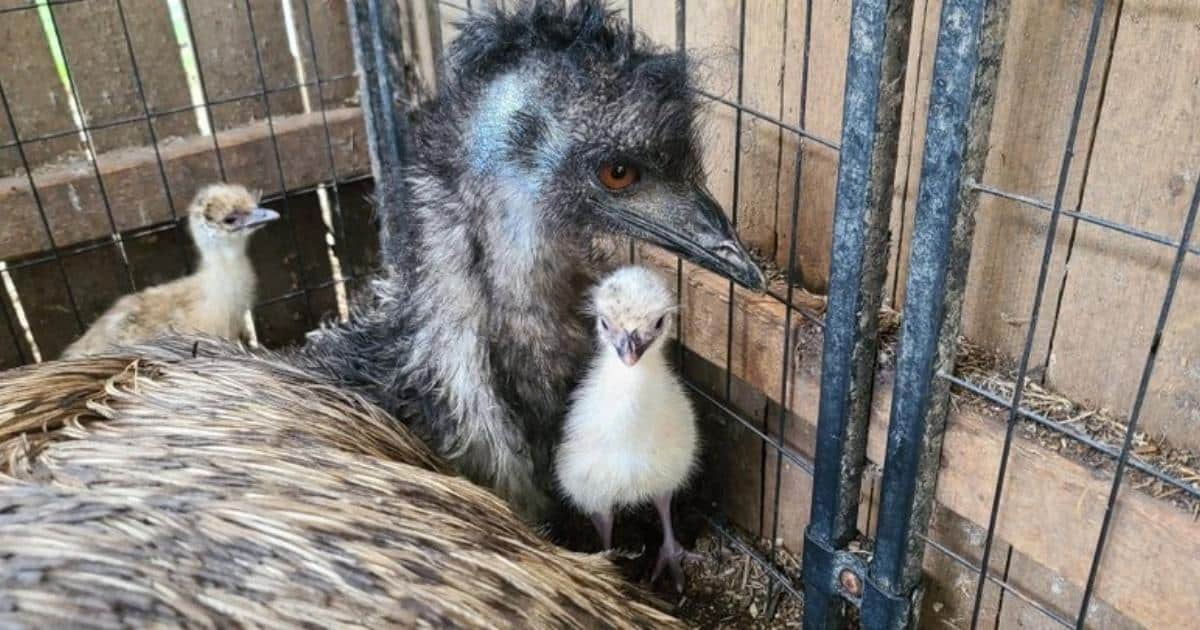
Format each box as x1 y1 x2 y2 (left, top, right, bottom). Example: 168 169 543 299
242 0 316 327
968 0 1108 626
1075 173 1200 628
296 0 349 281
113 0 192 274
0 79 85 333
769 0 813 573
673 0 685 370
722 0 748 404
626 0 636 266
43 3 138 292
178 0 229 181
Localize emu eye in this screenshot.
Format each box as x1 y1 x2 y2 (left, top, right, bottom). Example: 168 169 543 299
597 162 639 191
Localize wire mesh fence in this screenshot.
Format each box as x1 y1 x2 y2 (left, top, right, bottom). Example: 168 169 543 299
884 0 1200 628
0 0 377 365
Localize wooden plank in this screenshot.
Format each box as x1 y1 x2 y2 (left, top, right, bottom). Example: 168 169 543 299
292 0 359 105
638 247 1200 630
629 0 674 48
9 243 132 360
186 0 304 132
918 504 1009 629
889 0 1119 369
122 0 202 142
122 227 193 292
250 189 338 345
0 299 26 370
51 0 151 154
0 108 369 261
404 0 442 100
995 546 1139 630
439 1 465 48
0 7 85 176
687 0 739 239
775 0 850 292
960 0 1118 370
1046 1 1200 450
733 0 787 256
330 179 381 284
48 0 197 236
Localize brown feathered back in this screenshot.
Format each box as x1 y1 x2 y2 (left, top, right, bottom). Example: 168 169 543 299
0 346 681 628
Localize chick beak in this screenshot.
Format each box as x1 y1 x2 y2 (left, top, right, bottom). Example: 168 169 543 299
237 207 281 231
594 182 766 292
615 332 643 367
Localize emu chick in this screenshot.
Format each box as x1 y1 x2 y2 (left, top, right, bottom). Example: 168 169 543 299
62 184 278 358
556 265 700 591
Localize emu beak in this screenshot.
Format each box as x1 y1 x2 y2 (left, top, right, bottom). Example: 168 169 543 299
595 183 766 291
238 207 280 231
614 332 646 367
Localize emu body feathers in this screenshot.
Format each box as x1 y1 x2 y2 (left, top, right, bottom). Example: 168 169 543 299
0 347 681 628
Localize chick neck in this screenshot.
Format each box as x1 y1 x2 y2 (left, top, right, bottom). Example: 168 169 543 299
190 221 256 301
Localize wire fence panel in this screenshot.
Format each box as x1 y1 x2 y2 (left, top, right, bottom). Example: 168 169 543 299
883 0 1200 629
0 0 375 366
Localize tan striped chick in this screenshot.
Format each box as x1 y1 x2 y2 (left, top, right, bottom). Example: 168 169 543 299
61 184 278 358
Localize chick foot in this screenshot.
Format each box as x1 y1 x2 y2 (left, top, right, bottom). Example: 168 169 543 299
649 492 701 592
650 538 703 592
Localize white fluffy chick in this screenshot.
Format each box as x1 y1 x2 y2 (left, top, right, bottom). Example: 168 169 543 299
61 184 278 358
556 265 700 591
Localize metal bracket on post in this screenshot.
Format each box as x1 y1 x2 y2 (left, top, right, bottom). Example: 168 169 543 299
802 0 913 627
348 0 410 258
862 1 1011 628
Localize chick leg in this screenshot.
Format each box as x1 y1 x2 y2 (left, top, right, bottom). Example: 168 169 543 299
590 511 614 550
650 493 701 592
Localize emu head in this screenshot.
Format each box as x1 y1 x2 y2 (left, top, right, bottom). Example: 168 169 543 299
432 0 765 290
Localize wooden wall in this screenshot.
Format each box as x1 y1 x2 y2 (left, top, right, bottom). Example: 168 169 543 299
0 0 374 365
890 0 1198 451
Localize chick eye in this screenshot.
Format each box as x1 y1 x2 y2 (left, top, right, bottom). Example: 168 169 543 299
223 215 239 225
654 316 665 330
597 162 639 191
599 317 610 331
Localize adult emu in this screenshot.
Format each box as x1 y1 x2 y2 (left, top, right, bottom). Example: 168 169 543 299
302 0 763 522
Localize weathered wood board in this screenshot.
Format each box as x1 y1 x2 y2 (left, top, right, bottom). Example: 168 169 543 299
776 0 850 293
888 0 1119 373
1046 1 1200 449
185 0 304 131
0 7 85 176
0 108 369 262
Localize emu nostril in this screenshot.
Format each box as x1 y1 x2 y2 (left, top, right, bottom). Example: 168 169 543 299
712 240 745 261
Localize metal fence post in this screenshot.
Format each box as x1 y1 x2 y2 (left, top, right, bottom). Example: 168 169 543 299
348 0 411 257
862 1 1011 628
802 1 913 628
